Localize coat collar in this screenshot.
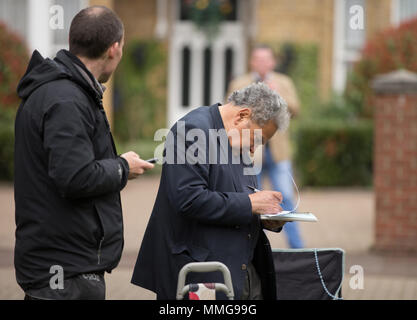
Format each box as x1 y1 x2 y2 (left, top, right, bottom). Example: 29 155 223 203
54 49 104 103
208 102 224 131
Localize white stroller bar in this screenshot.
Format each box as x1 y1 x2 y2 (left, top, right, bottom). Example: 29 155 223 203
176 261 235 300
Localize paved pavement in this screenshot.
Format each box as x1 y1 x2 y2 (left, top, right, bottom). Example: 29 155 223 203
1 175 416 300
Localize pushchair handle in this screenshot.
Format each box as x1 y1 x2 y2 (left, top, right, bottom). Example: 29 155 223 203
176 261 234 300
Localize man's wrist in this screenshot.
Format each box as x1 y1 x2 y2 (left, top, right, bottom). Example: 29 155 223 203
117 156 130 187
248 193 258 214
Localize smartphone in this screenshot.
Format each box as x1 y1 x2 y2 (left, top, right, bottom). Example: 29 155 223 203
146 157 158 164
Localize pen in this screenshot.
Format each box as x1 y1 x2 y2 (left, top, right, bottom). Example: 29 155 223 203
247 185 261 193
247 185 285 206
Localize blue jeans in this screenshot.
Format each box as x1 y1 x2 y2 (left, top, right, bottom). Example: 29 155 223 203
257 147 304 248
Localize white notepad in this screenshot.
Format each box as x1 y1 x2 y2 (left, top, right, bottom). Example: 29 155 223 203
249 171 318 223
260 212 318 222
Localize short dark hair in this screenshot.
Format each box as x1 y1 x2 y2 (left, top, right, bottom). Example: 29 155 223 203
69 6 124 59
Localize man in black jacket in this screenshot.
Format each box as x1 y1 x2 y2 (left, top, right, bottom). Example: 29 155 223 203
14 6 153 300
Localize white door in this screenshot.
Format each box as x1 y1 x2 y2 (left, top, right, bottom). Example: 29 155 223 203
168 0 247 126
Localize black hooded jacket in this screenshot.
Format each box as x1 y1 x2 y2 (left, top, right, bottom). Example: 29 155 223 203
14 49 129 291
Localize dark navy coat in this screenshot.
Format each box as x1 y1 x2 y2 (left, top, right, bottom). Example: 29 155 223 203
131 104 278 299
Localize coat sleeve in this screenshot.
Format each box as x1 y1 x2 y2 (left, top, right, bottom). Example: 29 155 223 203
163 123 253 227
42 100 129 199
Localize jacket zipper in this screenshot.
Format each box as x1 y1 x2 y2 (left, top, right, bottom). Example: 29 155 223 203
97 237 104 265
94 204 105 266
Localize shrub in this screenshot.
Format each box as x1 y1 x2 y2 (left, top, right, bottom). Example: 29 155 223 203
302 93 360 120
346 17 417 117
0 108 16 180
113 39 167 142
268 42 319 113
0 22 29 181
293 119 373 187
265 42 375 187
282 43 320 114
0 22 28 109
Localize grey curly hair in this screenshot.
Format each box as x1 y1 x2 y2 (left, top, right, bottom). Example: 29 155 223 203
227 82 290 131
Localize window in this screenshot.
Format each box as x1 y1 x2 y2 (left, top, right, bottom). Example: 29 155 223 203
0 0 28 42
203 46 212 106
344 0 366 51
392 0 417 25
333 0 366 93
50 0 88 55
181 46 191 107
224 47 234 95
0 0 87 57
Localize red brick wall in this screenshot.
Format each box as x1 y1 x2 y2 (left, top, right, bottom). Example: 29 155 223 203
373 90 417 254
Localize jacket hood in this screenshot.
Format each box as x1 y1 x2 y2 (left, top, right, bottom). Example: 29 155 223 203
17 49 101 101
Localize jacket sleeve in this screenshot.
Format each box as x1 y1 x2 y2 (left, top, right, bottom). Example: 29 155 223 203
164 123 253 227
42 100 129 199
262 223 283 233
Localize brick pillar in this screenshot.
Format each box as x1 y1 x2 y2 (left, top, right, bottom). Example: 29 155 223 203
372 69 417 254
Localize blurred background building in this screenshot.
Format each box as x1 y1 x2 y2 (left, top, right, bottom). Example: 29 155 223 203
1 0 417 125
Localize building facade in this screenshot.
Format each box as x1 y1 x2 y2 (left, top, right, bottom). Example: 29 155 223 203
114 0 417 125
1 0 417 125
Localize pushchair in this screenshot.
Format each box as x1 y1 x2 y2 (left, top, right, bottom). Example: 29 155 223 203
176 248 345 300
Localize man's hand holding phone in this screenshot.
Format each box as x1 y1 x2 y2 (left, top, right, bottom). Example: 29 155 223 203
120 151 154 179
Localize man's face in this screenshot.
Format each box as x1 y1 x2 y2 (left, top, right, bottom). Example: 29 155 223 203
245 119 277 154
250 48 276 79
98 36 124 83
228 107 277 155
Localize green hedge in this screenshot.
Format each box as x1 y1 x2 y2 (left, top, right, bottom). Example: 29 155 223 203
293 119 373 187
267 42 319 113
113 39 167 142
272 43 374 187
284 43 319 114
0 22 28 181
0 108 15 180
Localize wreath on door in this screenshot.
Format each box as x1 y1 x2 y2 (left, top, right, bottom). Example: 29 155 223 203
183 0 234 40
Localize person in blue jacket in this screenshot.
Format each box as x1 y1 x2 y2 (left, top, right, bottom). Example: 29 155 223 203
131 82 290 300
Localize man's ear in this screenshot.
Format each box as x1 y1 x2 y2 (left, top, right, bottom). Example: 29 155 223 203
235 108 251 124
107 42 120 59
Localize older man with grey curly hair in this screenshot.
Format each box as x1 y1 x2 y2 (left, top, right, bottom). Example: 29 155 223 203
225 82 290 180
228 81 290 131
131 81 290 300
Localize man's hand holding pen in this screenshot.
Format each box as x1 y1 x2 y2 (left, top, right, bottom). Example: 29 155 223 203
248 186 287 230
248 188 283 215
